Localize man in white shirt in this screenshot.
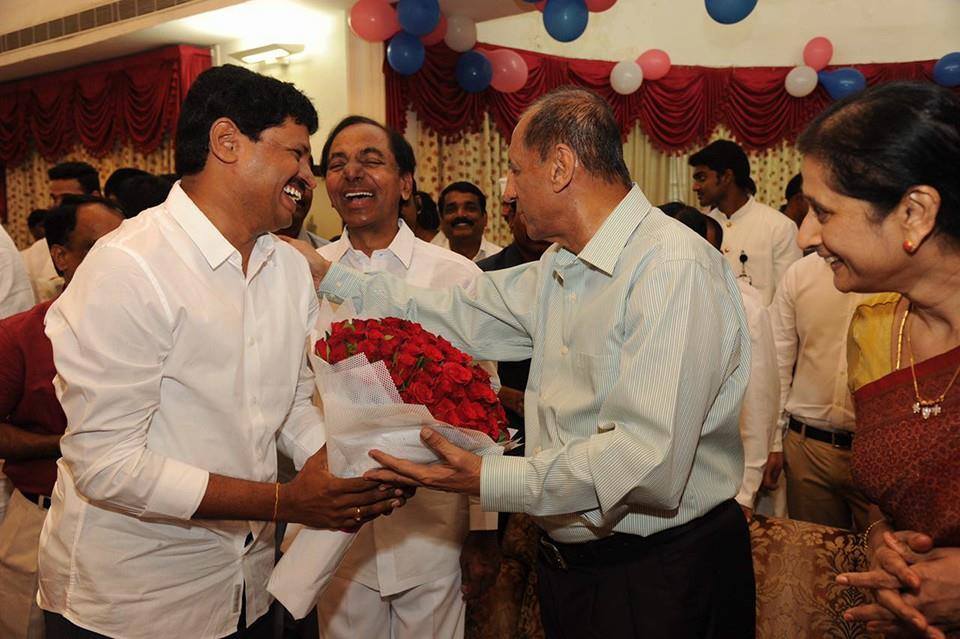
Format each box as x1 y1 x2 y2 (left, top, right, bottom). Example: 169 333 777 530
20 209 64 302
690 139 802 305
431 181 502 262
37 65 407 639
0 223 33 320
766 251 871 531
313 115 497 639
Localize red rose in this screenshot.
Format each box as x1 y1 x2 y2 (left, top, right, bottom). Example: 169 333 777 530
441 362 472 385
406 381 435 404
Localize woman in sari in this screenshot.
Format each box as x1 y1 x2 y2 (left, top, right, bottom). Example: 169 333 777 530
796 81 960 638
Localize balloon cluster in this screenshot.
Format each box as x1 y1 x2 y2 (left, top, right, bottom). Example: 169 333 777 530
527 0 617 43
349 0 529 94
783 36 865 100
609 49 671 95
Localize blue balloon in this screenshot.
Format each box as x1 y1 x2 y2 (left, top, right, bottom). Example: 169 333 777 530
818 68 867 100
397 0 440 37
933 52 960 88
543 0 589 43
456 51 493 93
387 32 425 76
704 0 758 24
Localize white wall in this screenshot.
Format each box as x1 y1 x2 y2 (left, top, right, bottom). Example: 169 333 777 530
477 0 960 66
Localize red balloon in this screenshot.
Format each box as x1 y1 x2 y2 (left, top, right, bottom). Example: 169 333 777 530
803 36 833 72
585 0 617 10
534 1 547 11
487 49 529 93
636 49 671 81
349 0 400 43
421 13 447 46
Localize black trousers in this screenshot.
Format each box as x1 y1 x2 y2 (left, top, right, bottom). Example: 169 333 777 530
536 499 756 639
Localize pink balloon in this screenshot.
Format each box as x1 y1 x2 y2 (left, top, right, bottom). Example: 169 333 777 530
421 13 447 46
348 0 400 43
803 37 833 72
585 0 617 11
487 49 529 93
636 49 671 81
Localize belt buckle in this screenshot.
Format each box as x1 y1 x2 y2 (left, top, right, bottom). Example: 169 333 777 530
539 536 568 570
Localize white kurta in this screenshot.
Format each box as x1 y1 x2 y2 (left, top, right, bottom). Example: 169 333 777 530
0 224 34 319
20 239 63 302
708 197 802 305
734 280 779 509
317 221 497 599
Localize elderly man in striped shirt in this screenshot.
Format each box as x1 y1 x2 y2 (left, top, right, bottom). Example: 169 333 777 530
293 86 755 639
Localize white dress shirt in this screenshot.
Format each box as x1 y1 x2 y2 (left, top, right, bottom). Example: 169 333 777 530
430 231 502 262
319 220 495 596
768 253 867 451
38 184 325 638
21 238 63 302
322 186 750 543
734 281 779 508
708 197 802 305
0 224 34 319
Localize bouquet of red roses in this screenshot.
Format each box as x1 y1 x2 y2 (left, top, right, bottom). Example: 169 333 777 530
315 317 507 442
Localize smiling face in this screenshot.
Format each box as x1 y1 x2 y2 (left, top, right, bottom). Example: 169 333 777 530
236 117 316 234
323 123 412 234
440 190 486 242
799 156 908 293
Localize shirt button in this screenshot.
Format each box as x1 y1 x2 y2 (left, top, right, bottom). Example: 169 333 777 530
569 293 576 302
247 337 255 347
726 222 732 228
335 282 342 288
560 346 569 355
723 248 731 254
251 396 258 405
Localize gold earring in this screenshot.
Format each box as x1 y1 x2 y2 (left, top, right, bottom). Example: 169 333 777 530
903 239 916 253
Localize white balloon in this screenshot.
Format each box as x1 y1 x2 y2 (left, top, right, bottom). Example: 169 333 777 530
444 15 477 53
785 65 818 98
610 60 644 95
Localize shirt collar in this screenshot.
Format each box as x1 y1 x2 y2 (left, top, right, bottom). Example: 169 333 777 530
332 219 415 269
572 184 651 276
713 196 755 223
165 182 276 270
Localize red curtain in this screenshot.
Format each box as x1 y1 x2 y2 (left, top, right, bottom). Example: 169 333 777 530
0 45 211 166
386 43 943 153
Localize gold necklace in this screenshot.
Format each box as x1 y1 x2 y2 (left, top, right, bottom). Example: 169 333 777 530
896 303 960 419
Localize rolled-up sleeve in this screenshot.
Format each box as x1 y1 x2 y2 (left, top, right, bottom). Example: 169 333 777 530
46 247 208 521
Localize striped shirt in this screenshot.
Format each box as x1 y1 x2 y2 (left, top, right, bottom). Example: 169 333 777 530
320 185 750 543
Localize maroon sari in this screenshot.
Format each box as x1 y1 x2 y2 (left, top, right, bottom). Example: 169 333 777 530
851 345 960 546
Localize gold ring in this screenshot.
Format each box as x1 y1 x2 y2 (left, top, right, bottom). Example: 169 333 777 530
354 506 362 522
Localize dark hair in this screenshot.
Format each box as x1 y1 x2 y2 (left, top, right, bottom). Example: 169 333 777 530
785 173 803 201
522 86 632 188
112 174 175 218
48 162 100 194
798 81 960 242
704 215 724 246
317 115 416 178
688 140 752 191
104 168 150 199
45 195 122 248
175 65 318 176
660 201 707 235
439 181 486 214
416 190 439 231
27 208 48 229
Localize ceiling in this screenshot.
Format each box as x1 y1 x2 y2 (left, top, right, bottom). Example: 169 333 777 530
0 0 531 83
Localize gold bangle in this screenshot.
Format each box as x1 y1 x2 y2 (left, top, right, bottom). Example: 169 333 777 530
272 482 281 522
861 517 886 549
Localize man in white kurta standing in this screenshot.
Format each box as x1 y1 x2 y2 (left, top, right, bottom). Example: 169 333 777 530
37 65 407 639
312 115 498 639
690 140 801 305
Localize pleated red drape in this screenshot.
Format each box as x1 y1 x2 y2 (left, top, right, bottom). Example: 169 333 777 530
0 45 211 166
386 43 944 153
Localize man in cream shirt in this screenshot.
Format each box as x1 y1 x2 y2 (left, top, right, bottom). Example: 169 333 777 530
690 140 801 305
312 115 498 639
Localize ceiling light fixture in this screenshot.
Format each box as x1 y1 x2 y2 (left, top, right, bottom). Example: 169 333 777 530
229 44 304 65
